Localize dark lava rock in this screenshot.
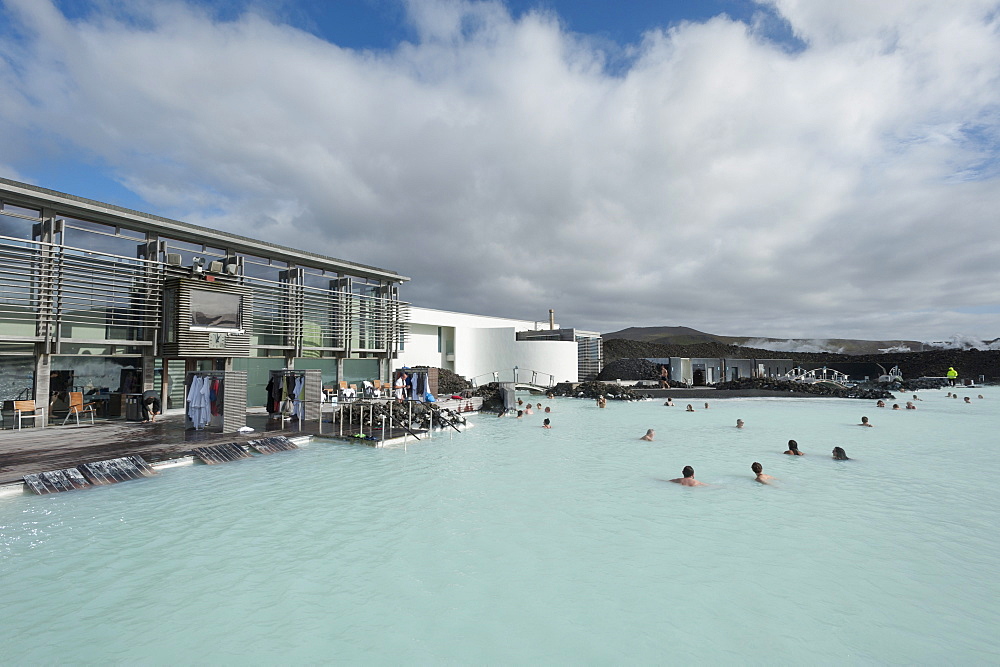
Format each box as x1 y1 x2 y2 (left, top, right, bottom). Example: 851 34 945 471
713 377 895 399
554 381 643 401
436 367 471 394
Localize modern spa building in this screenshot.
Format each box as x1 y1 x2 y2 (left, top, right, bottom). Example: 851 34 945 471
0 178 408 410
396 307 594 388
1 178 599 417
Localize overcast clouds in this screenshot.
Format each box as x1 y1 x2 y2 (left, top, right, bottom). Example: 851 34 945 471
2 0 999 340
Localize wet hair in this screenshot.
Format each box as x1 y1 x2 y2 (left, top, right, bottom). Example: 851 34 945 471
787 439 799 451
832 447 850 460
751 462 763 474
516 410 523 417
682 466 694 478
861 416 869 423
543 418 550 426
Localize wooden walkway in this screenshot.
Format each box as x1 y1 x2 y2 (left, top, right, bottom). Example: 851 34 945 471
0 398 480 486
0 413 319 485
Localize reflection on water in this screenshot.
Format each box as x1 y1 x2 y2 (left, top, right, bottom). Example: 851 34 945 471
2 389 998 663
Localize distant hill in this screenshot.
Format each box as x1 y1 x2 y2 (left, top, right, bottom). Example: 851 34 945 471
600 338 1000 382
602 326 924 356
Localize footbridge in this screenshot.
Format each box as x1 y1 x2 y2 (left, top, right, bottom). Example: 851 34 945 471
470 369 556 393
780 366 852 388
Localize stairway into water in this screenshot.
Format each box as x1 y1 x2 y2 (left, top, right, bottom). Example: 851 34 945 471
23 455 157 494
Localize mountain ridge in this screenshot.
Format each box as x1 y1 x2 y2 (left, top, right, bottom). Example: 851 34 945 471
602 326 932 355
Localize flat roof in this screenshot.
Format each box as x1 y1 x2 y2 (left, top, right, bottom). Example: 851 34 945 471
0 177 409 283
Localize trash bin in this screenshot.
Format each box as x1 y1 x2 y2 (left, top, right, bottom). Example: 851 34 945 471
125 394 144 421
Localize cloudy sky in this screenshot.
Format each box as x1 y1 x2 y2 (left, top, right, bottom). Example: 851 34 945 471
2 0 999 342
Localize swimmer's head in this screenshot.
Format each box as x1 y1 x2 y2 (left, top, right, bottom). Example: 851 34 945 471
682 466 695 478
861 416 869 424
964 397 971 403
645 429 654 437
832 447 849 460
736 419 744 428
892 404 900 409
543 418 550 426
787 439 799 451
517 410 523 417
751 462 763 474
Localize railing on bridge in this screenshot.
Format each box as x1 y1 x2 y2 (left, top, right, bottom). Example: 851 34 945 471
469 369 556 389
781 367 852 385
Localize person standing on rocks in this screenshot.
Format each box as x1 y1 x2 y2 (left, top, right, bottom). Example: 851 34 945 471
947 367 959 386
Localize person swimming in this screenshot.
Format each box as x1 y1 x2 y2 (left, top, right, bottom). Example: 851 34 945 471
859 416 873 427
832 447 850 460
664 398 674 406
536 403 542 409
964 396 971 403
978 394 984 399
686 404 695 412
544 406 551 413
542 418 551 429
913 394 922 401
751 462 773 484
784 439 804 455
704 402 710 410
669 466 706 486
905 401 916 409
876 400 886 408
516 410 523 419
736 419 744 429
524 405 533 415
892 404 900 410
640 429 655 441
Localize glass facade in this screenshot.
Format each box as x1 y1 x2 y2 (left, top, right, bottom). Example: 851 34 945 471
1 178 408 409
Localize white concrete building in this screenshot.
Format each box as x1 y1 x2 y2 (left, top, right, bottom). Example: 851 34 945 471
396 307 579 386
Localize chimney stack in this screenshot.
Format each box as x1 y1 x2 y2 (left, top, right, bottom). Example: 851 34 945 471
549 309 555 330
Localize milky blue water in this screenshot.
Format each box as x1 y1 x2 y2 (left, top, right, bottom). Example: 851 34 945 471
1 389 998 664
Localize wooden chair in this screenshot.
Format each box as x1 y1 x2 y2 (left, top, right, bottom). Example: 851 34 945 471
62 392 97 425
14 400 46 429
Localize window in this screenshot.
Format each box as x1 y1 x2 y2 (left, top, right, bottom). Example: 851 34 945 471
1 203 40 218
0 211 35 240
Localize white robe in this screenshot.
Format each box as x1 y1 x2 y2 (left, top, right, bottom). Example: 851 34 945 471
187 375 212 429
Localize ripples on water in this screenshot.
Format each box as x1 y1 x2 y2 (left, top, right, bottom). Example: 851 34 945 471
2 390 998 664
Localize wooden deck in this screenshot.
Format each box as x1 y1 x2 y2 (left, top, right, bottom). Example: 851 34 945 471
0 399 480 486
0 413 333 485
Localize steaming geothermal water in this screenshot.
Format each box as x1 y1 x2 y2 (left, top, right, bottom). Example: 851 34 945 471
1 389 998 664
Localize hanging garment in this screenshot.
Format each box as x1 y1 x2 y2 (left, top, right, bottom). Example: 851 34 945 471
210 377 222 416
187 375 212 429
292 375 305 421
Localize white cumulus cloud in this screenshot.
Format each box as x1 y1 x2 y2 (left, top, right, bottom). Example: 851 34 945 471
1 0 999 340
